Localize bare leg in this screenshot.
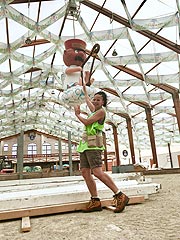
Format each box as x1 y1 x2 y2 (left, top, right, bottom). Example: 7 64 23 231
81 168 98 197
92 167 119 194
82 167 128 213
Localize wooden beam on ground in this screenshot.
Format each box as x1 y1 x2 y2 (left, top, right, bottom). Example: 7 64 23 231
21 216 31 232
0 181 158 211
0 196 144 221
0 174 160 213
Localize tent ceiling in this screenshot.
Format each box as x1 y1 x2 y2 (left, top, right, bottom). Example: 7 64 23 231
0 0 180 150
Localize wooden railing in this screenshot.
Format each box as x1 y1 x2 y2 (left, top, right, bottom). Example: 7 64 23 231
4 153 80 163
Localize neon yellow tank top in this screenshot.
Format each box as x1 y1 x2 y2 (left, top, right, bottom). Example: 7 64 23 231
77 111 105 153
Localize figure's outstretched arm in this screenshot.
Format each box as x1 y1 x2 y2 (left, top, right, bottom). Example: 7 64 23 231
65 66 82 74
83 84 95 112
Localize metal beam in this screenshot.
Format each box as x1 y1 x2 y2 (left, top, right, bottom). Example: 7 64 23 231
11 0 53 4
132 102 158 167
145 107 158 168
81 0 180 54
107 123 120 166
126 118 136 164
172 91 180 133
21 39 50 48
113 65 144 80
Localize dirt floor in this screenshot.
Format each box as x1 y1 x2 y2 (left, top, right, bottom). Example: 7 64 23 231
0 173 180 240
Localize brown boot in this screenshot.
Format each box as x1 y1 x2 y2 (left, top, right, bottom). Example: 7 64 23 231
113 192 129 213
83 197 102 213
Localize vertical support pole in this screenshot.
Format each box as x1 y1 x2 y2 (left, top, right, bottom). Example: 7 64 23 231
0 141 2 155
172 91 180 133
139 148 142 163
126 117 136 164
58 138 63 170
178 155 180 168
168 143 173 168
112 124 120 166
145 107 158 168
17 131 24 179
68 131 73 176
102 131 108 171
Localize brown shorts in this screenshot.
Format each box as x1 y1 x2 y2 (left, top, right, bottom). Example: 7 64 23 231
80 150 102 169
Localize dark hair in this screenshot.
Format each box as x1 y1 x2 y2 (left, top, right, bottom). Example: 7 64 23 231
95 91 107 107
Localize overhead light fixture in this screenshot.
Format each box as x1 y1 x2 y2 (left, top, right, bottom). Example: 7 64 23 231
47 73 54 84
25 37 32 45
112 49 118 56
110 14 118 57
66 0 80 20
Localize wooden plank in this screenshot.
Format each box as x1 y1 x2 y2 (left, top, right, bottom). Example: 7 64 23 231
127 195 145 204
0 182 159 211
0 172 145 187
0 178 139 194
0 196 144 221
21 216 31 232
143 168 180 175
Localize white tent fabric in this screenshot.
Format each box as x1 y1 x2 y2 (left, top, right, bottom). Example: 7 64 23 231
0 0 180 152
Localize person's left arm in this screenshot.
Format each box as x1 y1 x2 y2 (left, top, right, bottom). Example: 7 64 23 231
83 84 95 112
74 107 105 126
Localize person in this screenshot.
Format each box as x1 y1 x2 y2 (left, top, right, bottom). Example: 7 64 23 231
74 85 129 213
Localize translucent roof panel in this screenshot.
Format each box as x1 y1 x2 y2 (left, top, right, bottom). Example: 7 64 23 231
0 0 180 153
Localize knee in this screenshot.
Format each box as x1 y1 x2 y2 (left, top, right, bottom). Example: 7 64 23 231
92 168 103 179
81 168 91 180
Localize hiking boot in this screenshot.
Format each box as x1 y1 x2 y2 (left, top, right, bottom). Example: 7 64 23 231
113 192 129 213
83 197 102 213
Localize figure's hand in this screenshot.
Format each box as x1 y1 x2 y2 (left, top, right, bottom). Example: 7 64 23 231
84 71 90 86
83 82 87 96
74 105 81 116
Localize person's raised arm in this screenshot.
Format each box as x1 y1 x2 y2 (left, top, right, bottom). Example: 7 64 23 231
74 106 104 126
83 84 95 112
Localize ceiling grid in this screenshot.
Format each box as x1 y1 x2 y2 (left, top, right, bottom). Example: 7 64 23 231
0 0 179 155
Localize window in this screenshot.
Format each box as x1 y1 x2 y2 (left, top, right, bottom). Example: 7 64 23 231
62 142 68 150
54 142 58 150
42 142 51 154
12 144 17 156
3 144 8 152
28 143 37 155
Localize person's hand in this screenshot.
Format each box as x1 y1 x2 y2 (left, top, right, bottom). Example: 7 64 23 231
83 83 87 95
74 105 81 116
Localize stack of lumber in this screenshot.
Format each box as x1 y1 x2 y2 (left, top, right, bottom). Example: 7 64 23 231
0 172 160 223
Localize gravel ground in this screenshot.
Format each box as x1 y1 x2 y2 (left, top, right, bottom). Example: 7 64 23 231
0 173 180 240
